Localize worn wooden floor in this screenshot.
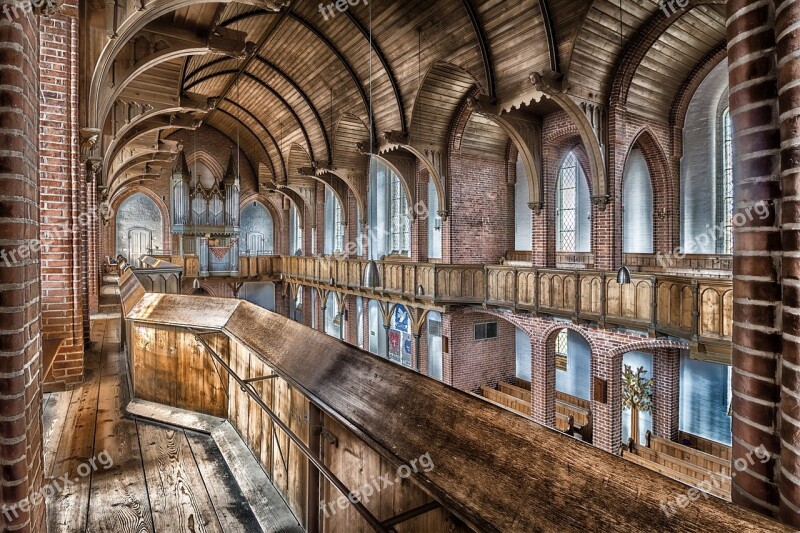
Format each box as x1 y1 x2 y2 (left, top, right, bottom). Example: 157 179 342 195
43 283 264 533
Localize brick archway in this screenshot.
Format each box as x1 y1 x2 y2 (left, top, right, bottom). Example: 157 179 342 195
608 339 687 449
538 322 597 430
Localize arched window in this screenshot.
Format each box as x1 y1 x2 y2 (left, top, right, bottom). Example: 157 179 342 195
389 172 410 255
334 195 345 253
622 148 654 254
556 151 591 253
324 187 345 255
240 202 274 256
721 108 734 254
369 160 412 258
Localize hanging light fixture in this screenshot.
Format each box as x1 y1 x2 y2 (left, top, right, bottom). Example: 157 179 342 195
364 260 381 288
193 278 200 290
616 265 631 285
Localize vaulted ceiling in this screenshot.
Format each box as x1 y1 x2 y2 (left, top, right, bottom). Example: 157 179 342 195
81 0 726 206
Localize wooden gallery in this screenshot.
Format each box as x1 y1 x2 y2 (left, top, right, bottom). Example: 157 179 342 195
1 0 799 531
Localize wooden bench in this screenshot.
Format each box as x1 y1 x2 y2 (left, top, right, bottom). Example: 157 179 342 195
678 431 732 461
499 381 593 440
619 447 730 500
647 433 731 476
479 386 531 416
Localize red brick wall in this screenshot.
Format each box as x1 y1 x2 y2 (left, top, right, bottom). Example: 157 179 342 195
447 153 515 264
0 4 45 530
448 311 516 392
39 0 84 388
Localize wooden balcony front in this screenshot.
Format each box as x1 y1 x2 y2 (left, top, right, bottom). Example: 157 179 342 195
146 254 733 362
117 270 782 532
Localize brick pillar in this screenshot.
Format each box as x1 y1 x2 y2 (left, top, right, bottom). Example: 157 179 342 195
411 169 428 262
652 348 680 441
39 1 84 387
775 0 800 524
87 179 99 314
727 0 782 516
592 351 623 454
531 336 555 428
343 296 357 345
0 6 45 531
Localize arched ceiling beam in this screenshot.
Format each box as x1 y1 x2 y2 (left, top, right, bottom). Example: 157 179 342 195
538 0 560 73
184 54 331 163
105 113 200 183
265 187 305 227
108 150 176 190
341 10 406 133
467 95 544 213
203 8 289 130
104 103 207 166
530 72 608 206
608 0 724 108
109 173 163 202
220 10 375 144
213 107 276 182
461 0 496 101
217 98 284 182
322 168 366 218
304 173 350 226
188 69 315 162
97 22 248 132
88 0 286 129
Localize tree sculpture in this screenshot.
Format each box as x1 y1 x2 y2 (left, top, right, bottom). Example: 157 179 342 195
622 365 654 446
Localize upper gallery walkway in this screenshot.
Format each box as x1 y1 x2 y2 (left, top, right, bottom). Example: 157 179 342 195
145 253 733 361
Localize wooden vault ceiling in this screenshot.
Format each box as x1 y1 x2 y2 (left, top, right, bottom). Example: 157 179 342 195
81 0 726 204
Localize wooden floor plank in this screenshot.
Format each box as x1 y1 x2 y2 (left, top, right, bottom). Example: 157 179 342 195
185 431 263 533
42 389 74 477
86 318 154 533
137 423 224 533
45 340 102 533
212 423 304 533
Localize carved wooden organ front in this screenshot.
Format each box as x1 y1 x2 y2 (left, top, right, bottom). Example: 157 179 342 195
170 151 241 277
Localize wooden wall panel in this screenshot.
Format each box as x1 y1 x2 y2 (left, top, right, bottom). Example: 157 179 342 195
130 323 228 418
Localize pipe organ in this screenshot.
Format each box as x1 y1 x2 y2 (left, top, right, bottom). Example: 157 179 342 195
170 150 240 276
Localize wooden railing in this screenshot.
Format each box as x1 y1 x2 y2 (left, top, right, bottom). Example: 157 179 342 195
145 254 733 360
624 253 733 274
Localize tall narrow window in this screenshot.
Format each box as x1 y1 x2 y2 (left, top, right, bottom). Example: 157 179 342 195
333 196 345 253
555 328 568 371
722 108 734 254
389 172 410 255
557 152 578 252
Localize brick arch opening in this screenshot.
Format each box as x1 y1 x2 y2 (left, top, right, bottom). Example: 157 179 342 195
538 322 597 431
459 309 535 393
608 339 687 449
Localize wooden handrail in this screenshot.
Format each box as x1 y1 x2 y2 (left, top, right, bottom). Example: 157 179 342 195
119 270 785 532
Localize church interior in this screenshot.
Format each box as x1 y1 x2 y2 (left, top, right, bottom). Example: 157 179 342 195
1 0 800 530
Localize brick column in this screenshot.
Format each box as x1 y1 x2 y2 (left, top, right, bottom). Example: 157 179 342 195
0 6 45 531
592 351 623 454
343 296 358 345
775 0 800 524
727 0 782 516
39 1 84 387
652 348 680 441
531 337 555 428
411 169 428 263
